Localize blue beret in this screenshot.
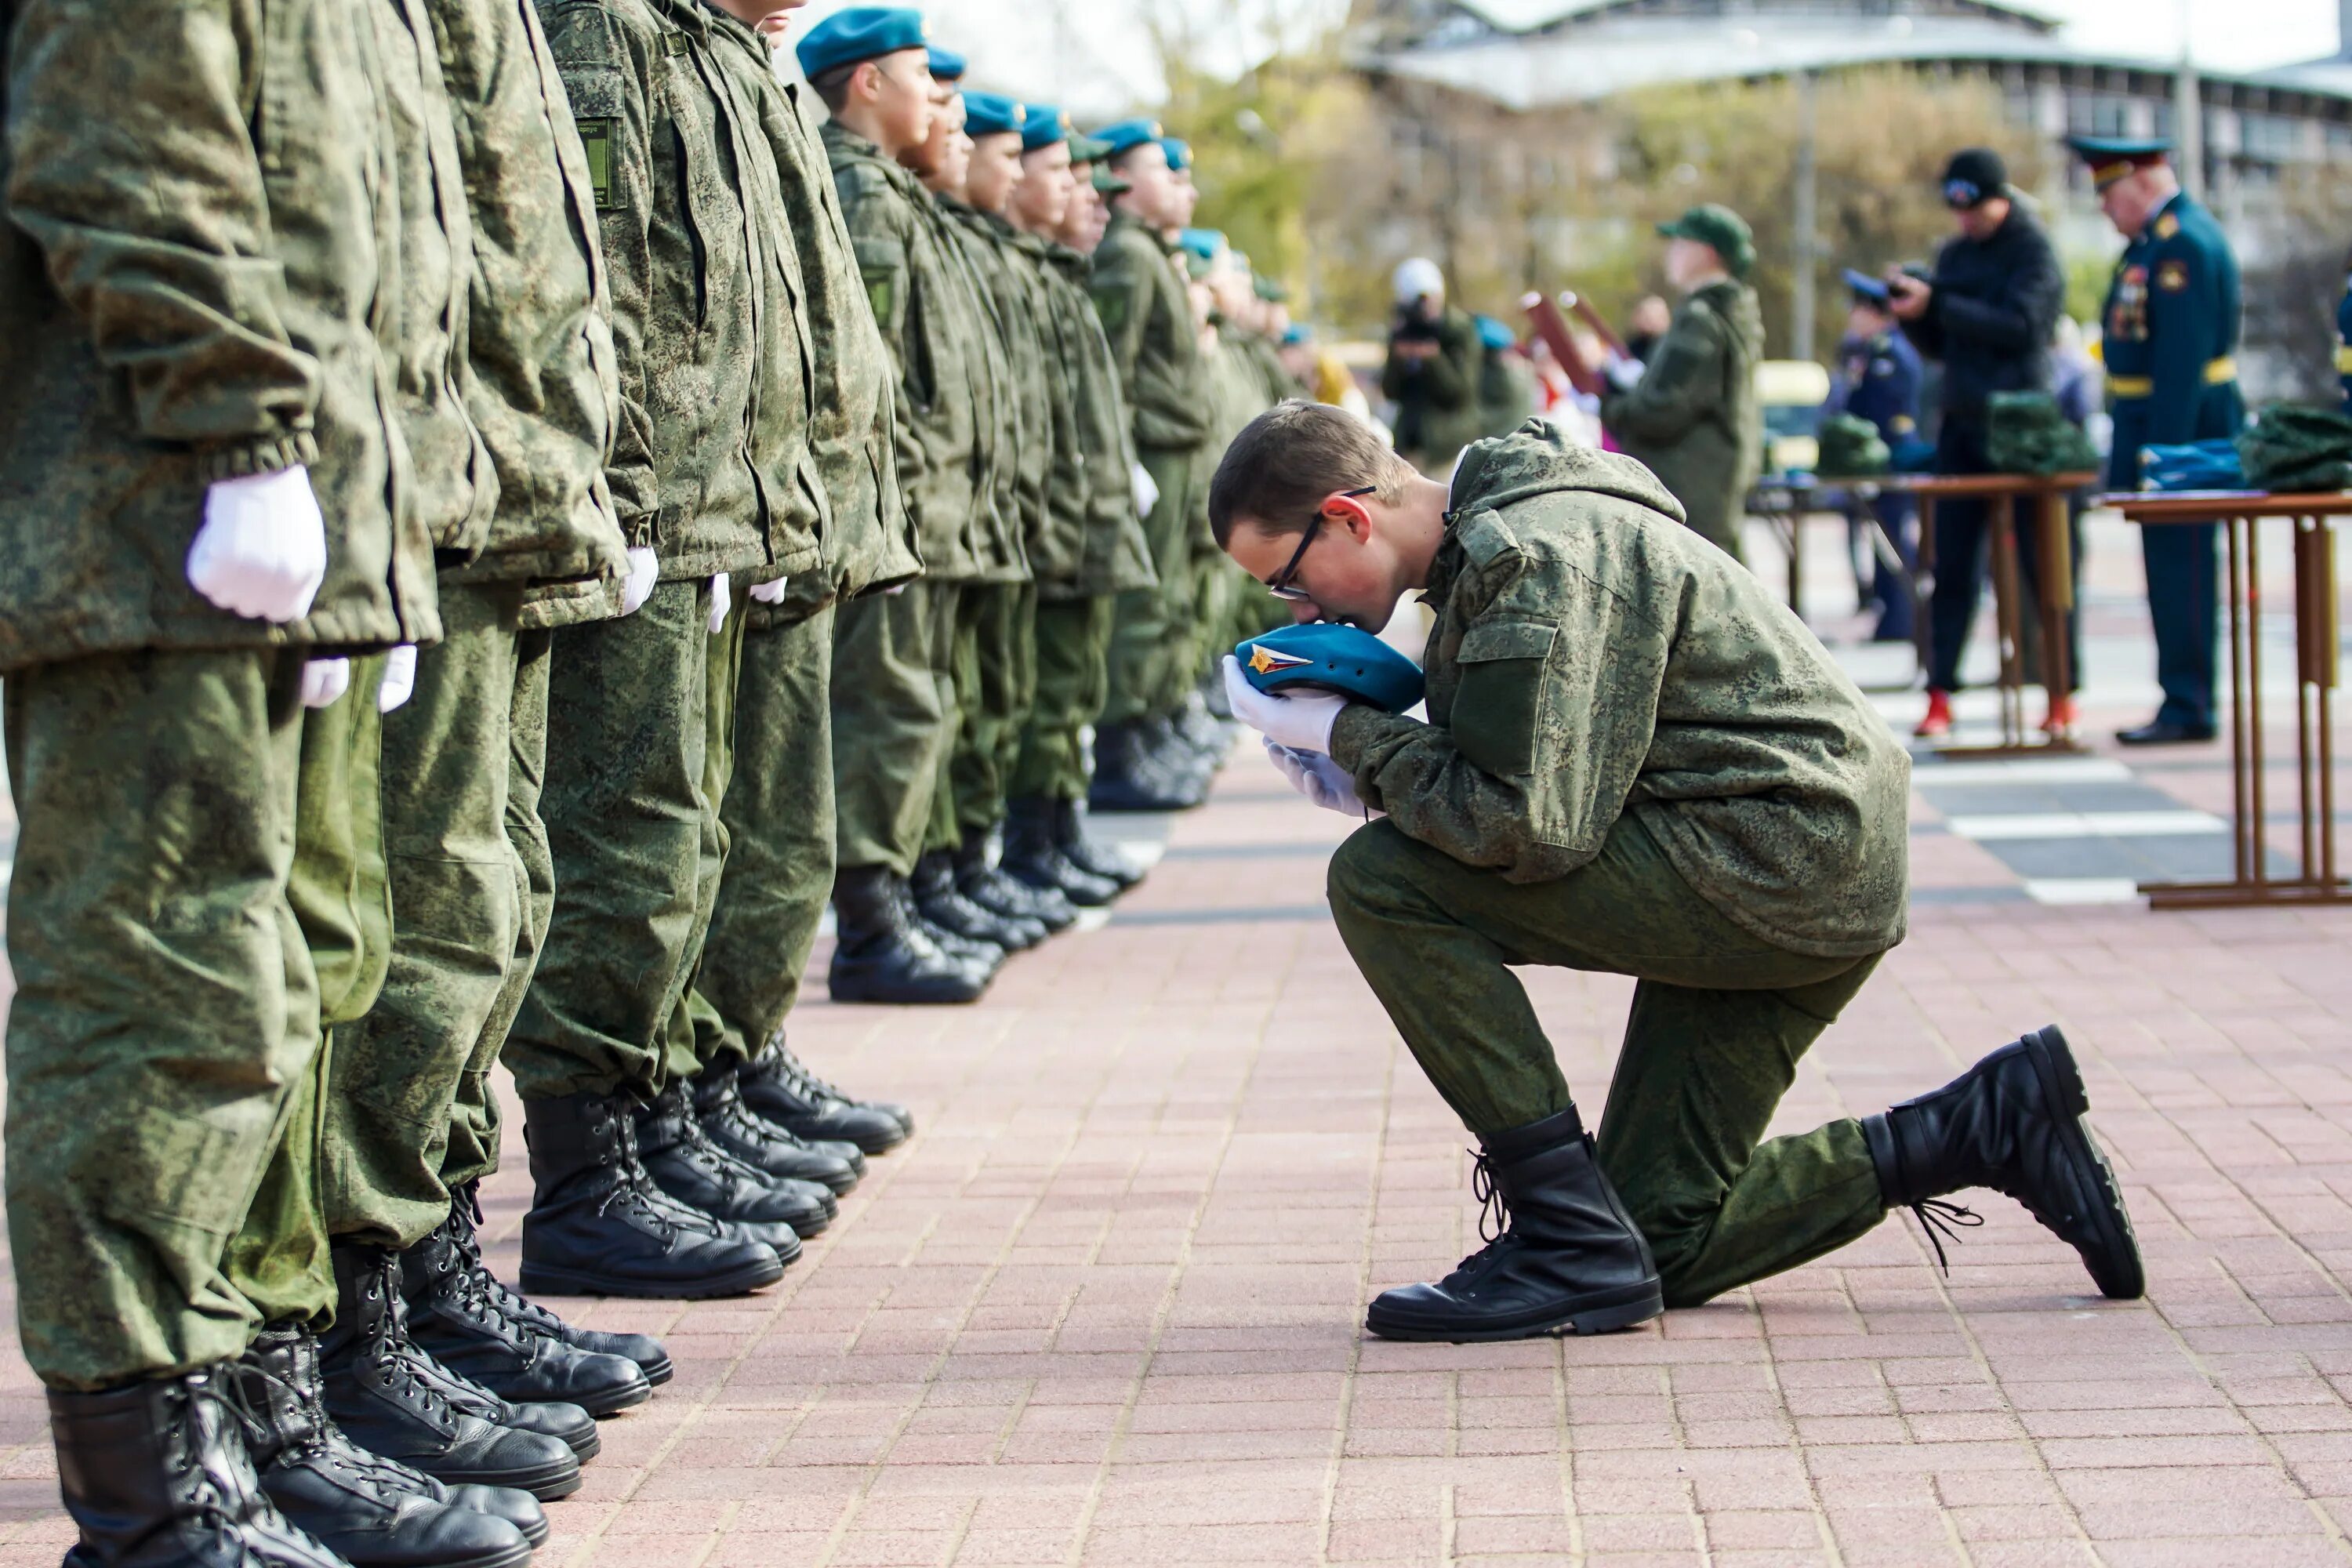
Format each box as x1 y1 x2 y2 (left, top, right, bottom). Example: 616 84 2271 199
1473 314 1515 351
1279 324 1311 347
1842 267 1891 306
1160 136 1192 172
796 8 929 80
963 93 1024 138
1091 118 1164 158
925 45 964 81
1177 228 1224 263
1021 103 1070 153
1236 624 1425 715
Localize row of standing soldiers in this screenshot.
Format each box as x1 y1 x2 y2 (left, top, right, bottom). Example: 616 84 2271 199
0 2 1288 1566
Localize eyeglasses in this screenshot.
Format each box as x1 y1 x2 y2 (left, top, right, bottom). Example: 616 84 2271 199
1266 488 1374 601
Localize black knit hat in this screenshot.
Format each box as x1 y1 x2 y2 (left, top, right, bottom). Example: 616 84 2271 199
1940 147 2009 209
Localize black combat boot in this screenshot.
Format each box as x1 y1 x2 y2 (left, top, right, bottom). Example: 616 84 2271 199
1000 800 1119 909
439 1183 673 1387
637 1081 832 1245
897 875 1007 975
1149 708 1220 801
1087 720 1196 812
829 864 989 1004
739 1034 912 1155
1051 797 1142 890
913 848 1044 951
955 833 1079 931
517 1092 786 1300
398 1343 599 1465
1365 1106 1665 1342
695 1065 864 1195
1863 1025 2143 1298
50 1367 344 1568
401 1202 652 1419
318 1245 581 1501
234 1323 539 1567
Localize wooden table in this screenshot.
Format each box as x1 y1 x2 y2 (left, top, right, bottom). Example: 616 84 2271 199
2106 492 2350 909
1746 476 1817 617
1886 471 2099 758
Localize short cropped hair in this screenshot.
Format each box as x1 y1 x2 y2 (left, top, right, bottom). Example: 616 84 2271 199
1207 401 1417 550
810 61 861 113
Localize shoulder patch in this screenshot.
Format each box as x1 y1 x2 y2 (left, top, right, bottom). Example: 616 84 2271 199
2157 258 2190 292
1091 287 1131 336
575 118 618 210
2154 213 2181 241
1451 508 1523 570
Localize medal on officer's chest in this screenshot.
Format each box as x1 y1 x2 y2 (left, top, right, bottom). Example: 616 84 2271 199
2109 264 2150 342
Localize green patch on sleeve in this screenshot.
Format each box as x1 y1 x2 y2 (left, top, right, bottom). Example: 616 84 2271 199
576 118 617 210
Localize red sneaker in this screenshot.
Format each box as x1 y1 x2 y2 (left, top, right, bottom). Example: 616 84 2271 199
2042 695 2078 735
1914 689 1954 739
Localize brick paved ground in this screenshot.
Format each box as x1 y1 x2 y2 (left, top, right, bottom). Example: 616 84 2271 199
2 512 2351 1566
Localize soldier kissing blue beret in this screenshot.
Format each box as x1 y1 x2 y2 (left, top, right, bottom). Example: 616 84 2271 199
1091 118 1164 158
925 45 964 81
796 7 929 81
1022 103 1071 153
1236 623 1425 714
963 93 1024 138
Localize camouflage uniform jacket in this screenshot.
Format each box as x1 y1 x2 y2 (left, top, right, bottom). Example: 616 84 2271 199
1330 423 1910 960
823 121 985 580
949 205 1060 579
427 0 628 589
1044 245 1156 598
539 0 813 584
713 38 914 617
931 196 1026 586
1091 211 1210 456
376 0 498 559
1599 278 1764 554
1 0 439 672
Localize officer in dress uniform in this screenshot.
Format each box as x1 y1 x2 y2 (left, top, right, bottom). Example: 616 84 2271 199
2335 249 2352 409
1831 270 1922 642
2074 135 2243 745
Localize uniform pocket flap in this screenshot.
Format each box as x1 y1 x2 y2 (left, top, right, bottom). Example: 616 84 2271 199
851 234 906 278
561 65 630 120
1457 619 1558 663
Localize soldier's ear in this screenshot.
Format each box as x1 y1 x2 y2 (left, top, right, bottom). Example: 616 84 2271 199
1322 489 1377 541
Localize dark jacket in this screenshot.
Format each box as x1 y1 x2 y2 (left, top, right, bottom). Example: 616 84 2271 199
1381 304 1486 474
1900 206 2063 431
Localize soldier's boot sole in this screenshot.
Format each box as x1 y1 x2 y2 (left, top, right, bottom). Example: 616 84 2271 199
517 1252 785 1303
1363 1276 1664 1344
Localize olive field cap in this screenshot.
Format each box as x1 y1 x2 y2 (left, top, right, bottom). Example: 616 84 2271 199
1254 275 1289 303
1657 204 1755 278
1092 165 1132 196
1022 103 1072 153
962 93 1024 138
1065 131 1112 165
2069 134 2172 191
797 8 929 78
1091 118 1164 158
1236 623 1425 714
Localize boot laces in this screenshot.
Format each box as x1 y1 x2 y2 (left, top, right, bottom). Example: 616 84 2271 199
1471 1151 1510 1246
445 1196 571 1344
587 1109 681 1243
769 1047 848 1108
228 1355 426 1496
173 1377 262 1548
1907 1197 1984 1276
358 1270 463 1431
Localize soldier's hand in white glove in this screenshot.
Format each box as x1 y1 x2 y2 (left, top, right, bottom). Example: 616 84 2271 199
1264 737 1377 819
377 644 418 713
299 657 351 710
707 572 731 634
619 546 659 615
1221 655 1345 755
188 465 329 623
749 575 789 604
1132 461 1160 516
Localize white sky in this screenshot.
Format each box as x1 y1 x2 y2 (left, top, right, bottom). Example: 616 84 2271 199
777 0 2345 114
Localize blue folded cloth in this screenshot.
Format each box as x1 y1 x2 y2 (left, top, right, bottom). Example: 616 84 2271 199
2139 439 2244 492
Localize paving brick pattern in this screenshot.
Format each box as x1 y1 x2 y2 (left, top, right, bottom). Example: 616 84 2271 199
1 518 2350 1565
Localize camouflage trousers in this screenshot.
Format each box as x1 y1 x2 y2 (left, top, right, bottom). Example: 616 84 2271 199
321 583 549 1250
4 648 314 1388
1010 594 1112 804
1326 810 1888 1308
832 578 957 877
1101 444 1199 727
936 581 1036 848
690 602 834 1073
505 578 741 1102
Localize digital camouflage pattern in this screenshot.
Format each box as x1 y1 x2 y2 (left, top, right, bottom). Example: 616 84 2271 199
832 580 956 877
375 0 497 556
944 583 1037 841
0 0 438 673
934 198 1027 588
1091 211 1212 456
4 648 312 1388
825 119 985 579
539 0 808 583
1010 595 1114 803
426 0 629 587
1599 278 1764 564
950 204 1058 579
1330 424 1911 961
1033 246 1150 597
713 34 916 617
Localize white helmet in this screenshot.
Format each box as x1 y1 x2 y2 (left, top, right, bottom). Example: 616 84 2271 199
1392 256 1445 306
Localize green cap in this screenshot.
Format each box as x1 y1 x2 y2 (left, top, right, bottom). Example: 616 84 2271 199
1065 132 1112 166
1092 165 1131 197
1253 274 1289 303
1657 203 1755 278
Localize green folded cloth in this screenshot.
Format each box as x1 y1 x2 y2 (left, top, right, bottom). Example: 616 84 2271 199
2237 405 2352 494
1985 391 2100 477
1815 414 1889 479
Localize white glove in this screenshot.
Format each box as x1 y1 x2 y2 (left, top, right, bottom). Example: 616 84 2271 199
299 657 351 710
1221 655 1345 754
1265 737 1376 818
188 465 329 623
1604 354 1645 393
376 644 418 713
1131 461 1160 517
619 546 659 615
707 572 732 634
749 574 789 604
